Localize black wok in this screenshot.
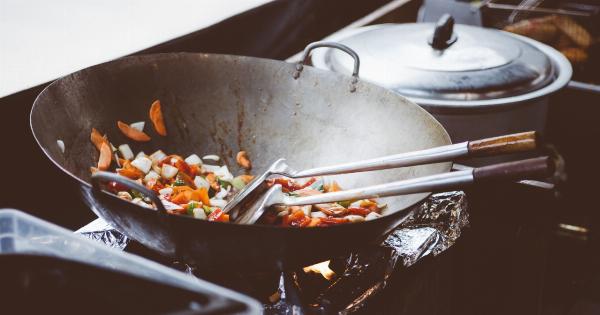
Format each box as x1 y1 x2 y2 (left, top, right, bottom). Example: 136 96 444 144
30 43 451 271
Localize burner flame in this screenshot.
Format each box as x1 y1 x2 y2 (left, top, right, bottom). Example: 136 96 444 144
303 260 335 280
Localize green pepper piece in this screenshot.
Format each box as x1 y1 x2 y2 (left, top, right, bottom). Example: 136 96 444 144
203 205 213 216
187 202 197 216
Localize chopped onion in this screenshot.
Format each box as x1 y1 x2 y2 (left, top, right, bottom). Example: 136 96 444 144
110 143 117 152
193 176 210 190
136 151 147 159
215 165 233 181
56 140 65 153
159 187 174 196
144 171 160 183
118 144 134 160
310 211 327 218
365 212 382 221
130 121 145 131
344 215 365 223
202 164 221 173
349 201 363 208
161 164 178 179
209 198 227 208
131 156 152 174
202 154 220 162
193 208 207 220
185 154 202 166
149 150 166 163
214 186 230 199
301 205 312 216
160 198 183 211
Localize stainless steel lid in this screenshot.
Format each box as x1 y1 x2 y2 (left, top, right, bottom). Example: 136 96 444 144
311 16 571 109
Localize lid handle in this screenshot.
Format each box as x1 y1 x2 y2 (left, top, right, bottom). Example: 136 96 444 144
429 14 458 50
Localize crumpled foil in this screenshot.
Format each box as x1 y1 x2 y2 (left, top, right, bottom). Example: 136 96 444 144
264 191 468 314
75 218 130 250
76 191 468 314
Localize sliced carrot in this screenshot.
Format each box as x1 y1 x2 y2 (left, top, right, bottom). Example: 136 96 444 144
117 168 143 180
117 121 151 142
97 142 112 170
197 187 210 206
171 192 190 204
90 128 108 151
236 151 252 169
149 100 167 136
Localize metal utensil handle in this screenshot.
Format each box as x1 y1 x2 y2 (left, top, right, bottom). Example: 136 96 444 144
294 41 360 91
91 171 167 214
292 131 538 178
282 156 552 206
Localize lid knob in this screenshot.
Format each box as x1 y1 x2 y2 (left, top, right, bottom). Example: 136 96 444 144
429 14 458 50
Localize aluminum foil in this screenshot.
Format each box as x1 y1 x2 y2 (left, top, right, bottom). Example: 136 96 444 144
264 191 469 314
76 191 468 314
75 218 130 250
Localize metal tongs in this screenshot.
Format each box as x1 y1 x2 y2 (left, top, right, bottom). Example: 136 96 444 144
225 131 546 224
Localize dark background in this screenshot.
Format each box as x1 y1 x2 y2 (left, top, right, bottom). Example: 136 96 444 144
1 0 599 314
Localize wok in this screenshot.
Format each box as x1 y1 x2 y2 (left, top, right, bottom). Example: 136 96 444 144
31 43 452 271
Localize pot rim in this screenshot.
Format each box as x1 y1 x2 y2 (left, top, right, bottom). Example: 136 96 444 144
311 24 572 111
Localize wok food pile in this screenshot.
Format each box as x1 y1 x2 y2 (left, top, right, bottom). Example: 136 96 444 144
90 99 384 227
503 15 593 65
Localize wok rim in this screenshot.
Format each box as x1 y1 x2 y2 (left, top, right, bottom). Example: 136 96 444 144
30 51 452 232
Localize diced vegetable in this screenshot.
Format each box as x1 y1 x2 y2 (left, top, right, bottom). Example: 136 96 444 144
131 156 152 174
343 215 365 223
365 212 382 221
192 208 207 220
149 150 167 163
117 121 151 142
161 164 178 179
202 164 221 173
57 140 65 153
159 187 173 196
90 128 108 151
97 142 112 170
202 155 220 162
236 151 252 169
231 176 246 190
149 100 167 136
184 154 202 166
130 121 145 132
214 165 233 181
209 198 227 208
310 211 327 218
117 191 132 201
118 144 134 160
136 151 147 159
193 176 210 190
214 186 230 200
143 170 160 183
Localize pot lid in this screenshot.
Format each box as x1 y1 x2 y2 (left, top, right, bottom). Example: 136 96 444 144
311 15 560 104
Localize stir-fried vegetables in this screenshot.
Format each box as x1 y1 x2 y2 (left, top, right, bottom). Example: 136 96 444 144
89 99 385 226
258 178 385 227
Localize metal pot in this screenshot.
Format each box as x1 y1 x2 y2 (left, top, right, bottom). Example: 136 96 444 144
311 15 572 144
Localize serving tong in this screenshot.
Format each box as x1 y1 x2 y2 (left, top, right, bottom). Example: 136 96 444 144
225 131 543 222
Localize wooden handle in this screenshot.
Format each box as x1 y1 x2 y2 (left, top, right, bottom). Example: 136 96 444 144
473 156 554 183
468 131 539 157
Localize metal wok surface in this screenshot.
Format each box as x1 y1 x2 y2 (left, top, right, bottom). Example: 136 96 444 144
31 52 451 271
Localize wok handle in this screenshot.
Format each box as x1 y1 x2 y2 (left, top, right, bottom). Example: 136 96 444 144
91 171 167 214
473 156 554 183
291 131 540 178
294 41 360 91
282 157 554 206
468 131 539 157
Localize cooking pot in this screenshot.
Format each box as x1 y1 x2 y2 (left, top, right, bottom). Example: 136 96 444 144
311 15 572 145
